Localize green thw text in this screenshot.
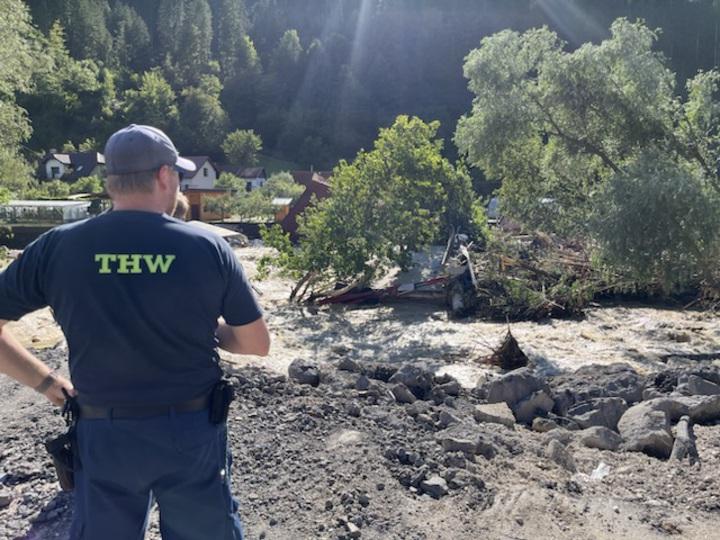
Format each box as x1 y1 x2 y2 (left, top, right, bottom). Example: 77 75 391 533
94 254 176 274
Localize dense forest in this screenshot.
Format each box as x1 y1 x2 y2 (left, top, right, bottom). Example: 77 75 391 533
3 0 720 174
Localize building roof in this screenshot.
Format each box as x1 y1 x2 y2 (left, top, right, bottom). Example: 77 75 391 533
186 220 244 238
238 167 266 179
272 197 293 206
64 152 105 181
184 156 216 173
6 200 90 208
291 170 332 187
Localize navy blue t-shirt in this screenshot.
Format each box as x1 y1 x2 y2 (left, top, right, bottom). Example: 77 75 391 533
0 210 262 406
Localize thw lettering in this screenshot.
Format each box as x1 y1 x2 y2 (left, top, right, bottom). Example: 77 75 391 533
95 254 176 274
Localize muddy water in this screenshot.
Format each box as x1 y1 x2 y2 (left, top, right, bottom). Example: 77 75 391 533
8 246 720 388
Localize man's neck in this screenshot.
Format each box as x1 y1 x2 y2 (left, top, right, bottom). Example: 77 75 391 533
111 195 166 213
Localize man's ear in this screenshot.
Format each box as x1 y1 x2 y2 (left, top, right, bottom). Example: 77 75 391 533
156 165 172 191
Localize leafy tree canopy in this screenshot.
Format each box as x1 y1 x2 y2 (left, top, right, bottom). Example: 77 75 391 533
262 115 483 291
456 18 720 236
222 129 263 166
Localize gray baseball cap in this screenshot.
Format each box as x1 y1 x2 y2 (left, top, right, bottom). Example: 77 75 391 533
104 124 196 175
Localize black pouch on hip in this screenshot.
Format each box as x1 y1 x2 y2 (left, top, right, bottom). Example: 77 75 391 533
209 378 235 424
45 432 75 492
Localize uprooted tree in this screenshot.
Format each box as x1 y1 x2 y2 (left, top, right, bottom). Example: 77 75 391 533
455 18 720 292
260 115 486 300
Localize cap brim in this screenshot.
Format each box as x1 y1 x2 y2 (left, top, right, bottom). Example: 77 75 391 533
175 156 197 173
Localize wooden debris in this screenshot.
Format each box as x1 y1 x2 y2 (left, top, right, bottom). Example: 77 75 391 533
671 415 699 465
488 330 529 371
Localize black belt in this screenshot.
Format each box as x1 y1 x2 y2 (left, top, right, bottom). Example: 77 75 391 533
78 394 209 419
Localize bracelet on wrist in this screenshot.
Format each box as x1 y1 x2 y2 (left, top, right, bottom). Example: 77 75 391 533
34 370 57 394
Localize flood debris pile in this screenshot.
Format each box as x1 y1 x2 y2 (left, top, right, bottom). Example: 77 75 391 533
3 346 720 539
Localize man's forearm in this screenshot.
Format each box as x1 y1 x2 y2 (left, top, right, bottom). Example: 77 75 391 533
0 320 75 406
216 318 271 356
0 321 55 389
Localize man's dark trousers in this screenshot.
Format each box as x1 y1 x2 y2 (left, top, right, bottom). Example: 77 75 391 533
69 409 244 540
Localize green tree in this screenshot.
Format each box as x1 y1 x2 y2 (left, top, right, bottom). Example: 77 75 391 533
221 35 263 127
262 171 303 200
455 18 719 235
210 0 249 80
0 0 38 198
122 70 179 131
61 0 113 64
177 75 229 155
108 2 151 73
215 172 246 191
20 21 104 150
262 115 480 293
158 0 214 86
592 151 720 290
70 175 104 194
222 129 263 166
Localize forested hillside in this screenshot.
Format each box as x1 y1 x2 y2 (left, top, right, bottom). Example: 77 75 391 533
4 0 720 180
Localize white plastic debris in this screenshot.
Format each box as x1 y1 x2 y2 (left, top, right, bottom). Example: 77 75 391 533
590 461 611 482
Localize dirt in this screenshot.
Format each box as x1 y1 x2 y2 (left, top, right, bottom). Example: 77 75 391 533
1 246 720 540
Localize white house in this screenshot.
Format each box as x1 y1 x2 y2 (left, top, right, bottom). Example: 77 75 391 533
239 167 267 191
41 152 105 182
180 156 219 190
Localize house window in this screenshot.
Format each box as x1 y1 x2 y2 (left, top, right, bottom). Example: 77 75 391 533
203 167 208 177
51 166 60 178
246 181 252 192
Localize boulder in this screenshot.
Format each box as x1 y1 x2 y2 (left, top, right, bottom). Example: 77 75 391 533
485 368 548 407
389 364 434 398
337 357 361 373
545 440 577 473
549 363 643 416
513 389 555 424
436 424 498 459
578 426 622 451
566 397 628 430
391 383 417 404
617 402 674 458
287 359 320 387
438 380 461 397
473 403 515 428
420 475 449 499
438 410 462 429
544 428 575 446
532 417 559 433
677 375 720 396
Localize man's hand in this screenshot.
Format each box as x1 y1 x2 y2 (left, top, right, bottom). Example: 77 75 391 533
1 320 76 407
41 373 77 407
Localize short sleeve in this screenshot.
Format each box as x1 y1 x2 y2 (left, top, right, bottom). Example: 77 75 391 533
0 235 50 321
219 242 263 326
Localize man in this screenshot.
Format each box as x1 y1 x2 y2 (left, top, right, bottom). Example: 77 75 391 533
0 124 270 539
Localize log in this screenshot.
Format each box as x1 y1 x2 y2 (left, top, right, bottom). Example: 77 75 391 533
671 415 699 465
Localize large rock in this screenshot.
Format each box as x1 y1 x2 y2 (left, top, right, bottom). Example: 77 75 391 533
287 359 320 386
513 389 554 424
549 363 643 416
617 401 674 458
676 375 720 396
391 383 417 404
389 364 434 398
545 440 577 472
567 397 628 430
473 403 515 428
485 368 549 407
420 475 449 498
578 426 622 451
436 424 498 459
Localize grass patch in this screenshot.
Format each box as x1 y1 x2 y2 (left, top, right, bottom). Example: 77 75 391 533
257 154 303 175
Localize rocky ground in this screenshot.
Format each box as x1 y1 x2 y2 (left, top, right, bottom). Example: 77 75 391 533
1 246 720 539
